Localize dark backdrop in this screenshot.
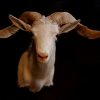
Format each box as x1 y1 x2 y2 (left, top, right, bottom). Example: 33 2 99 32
0 0 100 99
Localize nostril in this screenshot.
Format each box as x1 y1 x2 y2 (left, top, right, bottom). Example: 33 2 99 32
37 53 48 59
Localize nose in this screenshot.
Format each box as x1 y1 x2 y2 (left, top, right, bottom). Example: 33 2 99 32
37 52 48 59
37 52 48 62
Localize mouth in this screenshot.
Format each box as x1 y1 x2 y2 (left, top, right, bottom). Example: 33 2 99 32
37 54 48 63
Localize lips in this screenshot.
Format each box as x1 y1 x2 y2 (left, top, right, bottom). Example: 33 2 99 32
37 54 48 63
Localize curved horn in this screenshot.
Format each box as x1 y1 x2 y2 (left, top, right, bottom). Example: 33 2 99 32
47 12 80 34
76 23 100 39
0 11 42 38
47 12 100 38
9 11 42 32
19 11 42 25
47 12 77 26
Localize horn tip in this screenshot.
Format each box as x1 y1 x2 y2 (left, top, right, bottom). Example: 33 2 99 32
77 19 81 22
9 14 14 19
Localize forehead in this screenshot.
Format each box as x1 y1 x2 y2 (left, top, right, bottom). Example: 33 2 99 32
32 17 59 34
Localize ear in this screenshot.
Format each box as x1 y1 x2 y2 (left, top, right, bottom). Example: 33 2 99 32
59 19 80 34
9 14 31 32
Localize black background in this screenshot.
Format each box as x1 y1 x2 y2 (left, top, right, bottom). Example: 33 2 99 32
0 0 100 99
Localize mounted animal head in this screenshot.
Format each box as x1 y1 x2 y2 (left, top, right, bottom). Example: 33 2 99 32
8 11 80 63
1 11 100 92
